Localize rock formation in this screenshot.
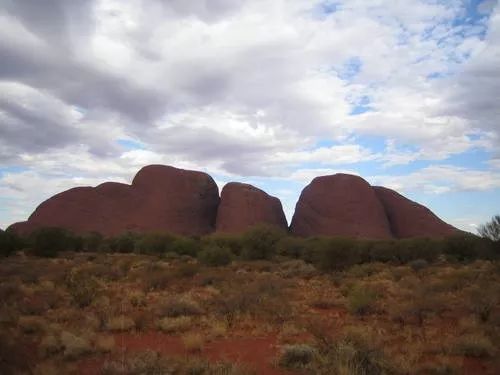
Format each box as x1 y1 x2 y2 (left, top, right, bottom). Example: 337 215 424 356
216 182 287 233
373 186 458 238
8 165 220 237
290 174 393 239
8 165 459 239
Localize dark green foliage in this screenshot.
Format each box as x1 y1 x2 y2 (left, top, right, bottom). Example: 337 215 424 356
241 224 286 260
83 231 104 252
202 233 243 256
108 232 138 253
136 232 176 254
443 234 495 261
276 236 307 258
198 244 232 266
30 227 76 257
311 237 361 271
0 229 24 257
169 237 199 256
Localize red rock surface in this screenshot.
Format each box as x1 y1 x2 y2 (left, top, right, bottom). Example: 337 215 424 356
8 165 219 237
216 182 287 233
290 174 392 239
373 186 459 238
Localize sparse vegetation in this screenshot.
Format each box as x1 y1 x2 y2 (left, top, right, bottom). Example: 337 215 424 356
0 227 499 374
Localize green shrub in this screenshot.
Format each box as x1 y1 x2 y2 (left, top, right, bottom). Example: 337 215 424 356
136 232 176 254
30 227 73 257
157 297 203 318
312 237 361 271
202 233 243 256
108 232 137 253
347 284 377 315
65 268 100 307
451 333 495 358
83 232 104 252
409 259 429 272
169 237 199 257
277 236 307 258
0 229 23 257
279 344 316 368
241 224 285 260
198 244 232 266
444 235 495 261
397 238 441 263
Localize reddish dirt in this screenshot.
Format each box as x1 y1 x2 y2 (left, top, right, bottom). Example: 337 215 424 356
78 332 289 375
204 335 286 375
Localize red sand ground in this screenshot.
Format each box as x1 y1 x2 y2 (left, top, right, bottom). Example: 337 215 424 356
79 332 289 375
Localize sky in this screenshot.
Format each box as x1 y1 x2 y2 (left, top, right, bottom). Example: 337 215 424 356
0 0 499 233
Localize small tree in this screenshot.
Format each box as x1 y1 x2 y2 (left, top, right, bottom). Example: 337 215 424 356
478 215 500 241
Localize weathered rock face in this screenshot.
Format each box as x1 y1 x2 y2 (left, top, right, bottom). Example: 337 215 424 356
9 165 220 237
216 182 287 233
373 186 458 238
290 174 393 239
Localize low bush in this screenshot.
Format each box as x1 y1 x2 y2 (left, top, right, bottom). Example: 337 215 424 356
65 268 101 307
108 232 137 253
0 229 24 257
182 333 204 352
157 296 203 318
346 284 378 315
279 344 316 368
169 237 199 257
30 227 73 257
135 232 176 254
105 315 136 332
241 224 285 260
451 333 495 358
60 331 92 360
157 316 192 333
311 237 361 271
198 244 232 266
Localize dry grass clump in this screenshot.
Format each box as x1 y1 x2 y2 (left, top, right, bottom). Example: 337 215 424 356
18 315 45 334
210 320 228 338
94 335 116 353
105 315 136 332
157 316 192 333
279 344 316 368
346 284 378 315
60 331 92 360
65 268 101 307
182 332 204 352
140 269 174 291
39 334 63 358
128 290 147 307
451 333 496 358
157 296 203 318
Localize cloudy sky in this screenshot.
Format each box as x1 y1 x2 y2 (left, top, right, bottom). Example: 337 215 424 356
1 0 499 232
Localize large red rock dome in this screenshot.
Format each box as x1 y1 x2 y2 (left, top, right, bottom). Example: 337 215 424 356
373 186 459 238
215 182 287 233
8 165 219 237
290 174 392 239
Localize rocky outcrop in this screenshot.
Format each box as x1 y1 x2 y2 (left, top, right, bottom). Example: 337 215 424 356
8 165 220 237
8 166 459 240
290 174 393 239
373 186 458 238
216 182 287 233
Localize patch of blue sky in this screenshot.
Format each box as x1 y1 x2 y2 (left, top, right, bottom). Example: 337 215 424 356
441 148 493 170
409 188 500 229
116 139 145 150
337 57 362 81
350 99 373 115
0 166 28 177
311 1 339 20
